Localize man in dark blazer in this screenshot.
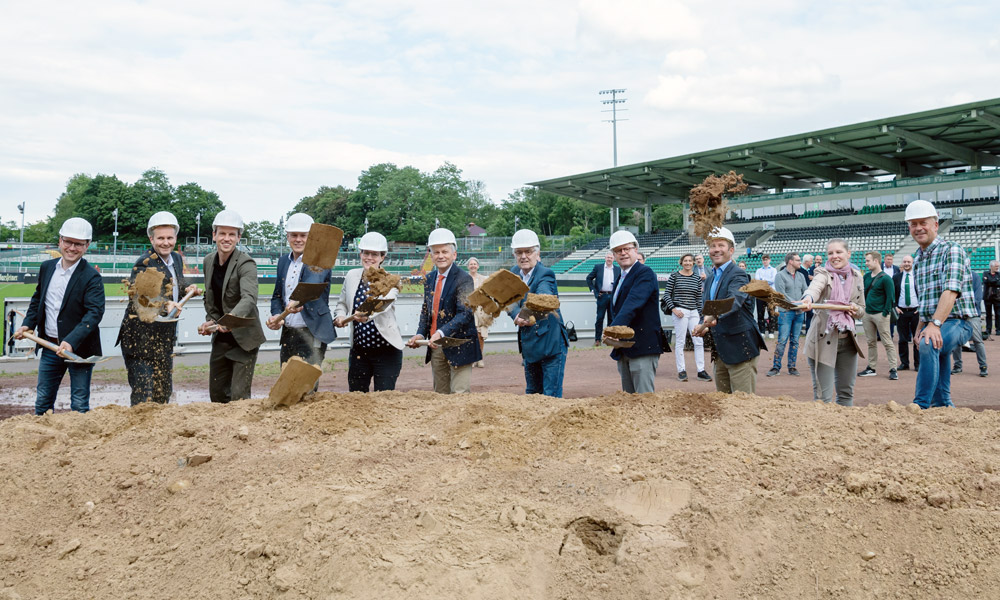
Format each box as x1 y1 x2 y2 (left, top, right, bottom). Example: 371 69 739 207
267 213 335 371
406 228 481 394
604 230 665 393
693 227 767 394
15 218 105 414
892 254 920 371
507 229 569 397
197 210 267 403
116 211 198 406
586 252 620 346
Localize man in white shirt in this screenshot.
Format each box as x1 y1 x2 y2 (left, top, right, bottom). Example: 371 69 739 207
585 253 620 346
754 254 778 338
893 254 920 371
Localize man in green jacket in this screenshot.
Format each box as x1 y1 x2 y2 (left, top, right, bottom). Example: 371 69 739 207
859 251 899 380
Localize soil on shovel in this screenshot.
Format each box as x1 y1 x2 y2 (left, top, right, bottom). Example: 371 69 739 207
525 293 560 312
363 266 402 298
688 171 748 239
603 326 635 339
130 269 167 323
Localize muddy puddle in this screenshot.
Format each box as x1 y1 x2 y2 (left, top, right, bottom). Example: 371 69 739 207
0 385 211 419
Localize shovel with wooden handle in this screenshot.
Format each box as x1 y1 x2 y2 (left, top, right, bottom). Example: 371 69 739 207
341 296 395 324
155 288 200 323
302 224 344 271
205 313 258 333
19 331 110 364
271 282 329 326
702 297 735 317
792 302 855 311
414 336 472 349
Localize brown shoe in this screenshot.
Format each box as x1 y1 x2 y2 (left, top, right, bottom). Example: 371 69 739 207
594 339 601 347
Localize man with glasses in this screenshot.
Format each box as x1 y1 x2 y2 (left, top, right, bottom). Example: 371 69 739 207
14 218 105 414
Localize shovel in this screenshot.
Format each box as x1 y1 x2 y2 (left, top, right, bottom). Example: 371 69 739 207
467 270 529 317
603 338 635 349
155 288 200 323
19 331 110 365
341 296 396 324
302 224 344 271
414 336 471 349
206 313 258 333
272 282 329 325
702 297 735 317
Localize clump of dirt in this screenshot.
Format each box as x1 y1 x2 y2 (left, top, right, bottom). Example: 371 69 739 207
467 270 528 317
740 279 795 312
363 266 401 298
130 270 166 323
525 293 560 312
688 171 748 239
603 325 635 339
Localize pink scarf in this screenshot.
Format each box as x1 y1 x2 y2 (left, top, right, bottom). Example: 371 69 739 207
824 262 855 333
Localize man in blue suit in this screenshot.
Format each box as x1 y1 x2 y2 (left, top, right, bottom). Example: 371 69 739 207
693 227 767 394
15 218 105 414
407 228 482 394
586 252 620 346
506 229 569 397
604 230 665 393
267 213 336 370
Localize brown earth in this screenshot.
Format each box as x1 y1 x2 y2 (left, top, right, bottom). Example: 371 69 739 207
688 171 748 239
363 267 401 298
603 326 635 340
525 293 560 312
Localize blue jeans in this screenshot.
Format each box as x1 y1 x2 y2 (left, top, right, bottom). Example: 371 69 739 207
36 347 93 415
914 319 973 409
525 351 567 398
773 310 804 370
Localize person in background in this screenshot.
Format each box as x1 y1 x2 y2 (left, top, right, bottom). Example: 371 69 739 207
695 255 708 280
882 253 899 337
754 254 778 338
637 251 645 264
14 218 105 415
467 257 489 367
859 251 898 381
893 255 921 371
585 253 620 347
334 231 404 391
802 254 817 334
660 254 710 382
951 265 988 377
769 252 807 377
737 260 747 270
984 260 1000 340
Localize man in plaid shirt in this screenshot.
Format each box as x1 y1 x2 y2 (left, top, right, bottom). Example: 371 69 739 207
907 200 976 409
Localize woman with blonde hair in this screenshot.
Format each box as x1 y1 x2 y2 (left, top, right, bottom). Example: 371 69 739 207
797 238 865 406
467 257 490 367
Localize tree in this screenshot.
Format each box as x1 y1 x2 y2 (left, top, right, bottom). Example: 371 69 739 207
244 220 284 244
291 185 351 226
50 173 92 237
652 204 684 231
173 182 224 243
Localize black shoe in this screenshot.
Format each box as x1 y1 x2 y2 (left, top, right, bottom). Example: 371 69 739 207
981 367 989 377
678 370 688 381
766 368 780 377
951 367 962 375
889 369 898 381
788 368 800 376
858 367 877 377
897 365 909 371
697 370 713 381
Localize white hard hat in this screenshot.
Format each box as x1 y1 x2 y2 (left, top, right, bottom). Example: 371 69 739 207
427 228 457 247
511 229 540 249
904 199 938 221
284 212 314 233
59 217 92 241
212 209 244 233
707 227 736 245
358 231 388 253
608 230 638 250
146 211 179 237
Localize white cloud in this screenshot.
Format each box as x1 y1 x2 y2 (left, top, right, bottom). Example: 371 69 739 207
663 48 707 72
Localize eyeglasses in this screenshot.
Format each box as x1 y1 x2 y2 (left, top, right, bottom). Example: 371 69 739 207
611 246 634 255
513 249 535 257
60 238 87 249
360 250 383 258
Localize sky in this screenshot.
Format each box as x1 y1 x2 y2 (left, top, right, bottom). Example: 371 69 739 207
2 0 999 226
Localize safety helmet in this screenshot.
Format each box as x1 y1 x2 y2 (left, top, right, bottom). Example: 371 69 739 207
58 217 93 241
608 230 638 250
358 231 388 253
706 227 736 246
212 209 244 233
427 228 457 247
904 199 938 221
284 212 314 233
510 229 540 249
146 211 179 237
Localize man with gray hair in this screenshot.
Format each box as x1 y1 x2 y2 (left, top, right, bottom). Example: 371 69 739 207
768 252 807 377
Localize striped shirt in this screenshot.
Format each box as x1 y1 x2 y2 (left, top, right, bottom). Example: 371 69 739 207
661 271 703 311
913 236 977 322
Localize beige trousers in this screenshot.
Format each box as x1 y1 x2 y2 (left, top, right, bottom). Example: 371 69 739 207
862 312 898 370
714 355 759 394
430 347 472 394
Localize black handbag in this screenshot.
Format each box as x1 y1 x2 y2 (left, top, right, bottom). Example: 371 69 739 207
564 320 579 342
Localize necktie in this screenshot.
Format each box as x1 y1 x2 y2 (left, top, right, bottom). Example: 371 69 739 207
904 273 911 306
430 273 445 334
710 269 723 301
612 272 625 304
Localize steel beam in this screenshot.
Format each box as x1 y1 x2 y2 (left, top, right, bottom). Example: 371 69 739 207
807 137 939 177
970 108 1000 132
645 166 704 186
605 174 686 199
691 158 820 190
745 148 875 184
569 181 646 207
882 125 1000 168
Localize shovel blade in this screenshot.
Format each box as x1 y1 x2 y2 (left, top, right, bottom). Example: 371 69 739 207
302 224 344 270
702 297 735 317
217 313 257 329
289 282 328 304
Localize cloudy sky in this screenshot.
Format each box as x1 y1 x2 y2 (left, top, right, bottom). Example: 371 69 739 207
2 0 998 225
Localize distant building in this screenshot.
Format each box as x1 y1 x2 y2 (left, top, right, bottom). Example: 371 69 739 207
466 222 487 237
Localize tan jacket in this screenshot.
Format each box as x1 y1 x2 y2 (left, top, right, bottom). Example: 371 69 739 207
334 267 403 350
803 266 866 367
204 249 267 352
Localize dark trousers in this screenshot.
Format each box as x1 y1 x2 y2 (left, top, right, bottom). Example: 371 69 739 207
348 345 403 392
594 293 613 340
279 326 327 366
896 308 920 369
804 309 814 336
209 338 258 403
755 298 774 333
986 301 1000 335
124 349 173 406
35 347 93 415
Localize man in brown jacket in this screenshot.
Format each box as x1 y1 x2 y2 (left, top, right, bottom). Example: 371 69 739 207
198 209 266 403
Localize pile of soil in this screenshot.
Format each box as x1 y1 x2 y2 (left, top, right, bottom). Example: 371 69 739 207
603 326 635 339
525 294 560 312
688 171 748 239
3 392 1000 598
363 267 401 298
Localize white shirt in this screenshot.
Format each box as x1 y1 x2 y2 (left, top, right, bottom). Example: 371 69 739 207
601 265 614 292
161 253 179 302
883 264 899 279
755 265 777 288
899 269 919 308
281 253 307 328
519 266 535 285
613 265 633 304
44 259 81 339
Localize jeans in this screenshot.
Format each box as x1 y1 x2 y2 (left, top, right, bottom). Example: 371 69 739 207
594 293 613 340
772 310 804 370
914 318 973 409
35 347 93 415
524 351 567 397
280 326 327 367
671 308 704 373
952 316 987 370
348 345 403 392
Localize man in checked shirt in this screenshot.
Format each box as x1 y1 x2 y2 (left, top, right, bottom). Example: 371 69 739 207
906 200 976 409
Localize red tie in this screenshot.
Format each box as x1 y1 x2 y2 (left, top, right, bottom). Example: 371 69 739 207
430 273 445 334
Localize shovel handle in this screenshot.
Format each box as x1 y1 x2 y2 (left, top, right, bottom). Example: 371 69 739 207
273 300 300 325
796 303 855 311
164 288 199 320
20 331 84 360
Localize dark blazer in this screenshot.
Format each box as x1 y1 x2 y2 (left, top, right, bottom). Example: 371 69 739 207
23 258 105 358
702 262 766 365
608 261 665 359
586 262 620 298
116 250 191 357
416 265 482 367
892 270 919 309
270 253 336 344
506 264 569 363
204 249 267 352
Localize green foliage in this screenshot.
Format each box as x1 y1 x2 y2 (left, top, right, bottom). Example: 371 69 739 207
173 182 224 242
290 185 350 226
652 203 684 231
244 220 284 244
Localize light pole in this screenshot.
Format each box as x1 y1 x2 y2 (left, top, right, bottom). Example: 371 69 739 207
599 88 628 167
364 217 369 233
17 202 25 273
195 212 202 263
112 208 119 272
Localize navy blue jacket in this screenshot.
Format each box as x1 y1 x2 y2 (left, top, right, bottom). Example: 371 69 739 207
416 266 482 367
23 258 105 358
608 261 665 359
506 264 569 363
270 252 336 344
586 262 621 298
702 261 766 365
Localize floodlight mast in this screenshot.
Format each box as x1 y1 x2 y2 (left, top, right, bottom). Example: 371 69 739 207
599 88 628 167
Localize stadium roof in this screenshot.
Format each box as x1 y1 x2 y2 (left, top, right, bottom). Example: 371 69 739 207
529 98 1000 209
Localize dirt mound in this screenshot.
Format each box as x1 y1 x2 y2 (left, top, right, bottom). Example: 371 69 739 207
688 171 748 239
2 392 1000 598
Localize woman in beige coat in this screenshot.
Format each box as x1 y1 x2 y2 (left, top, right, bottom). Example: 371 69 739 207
467 257 490 368
797 238 865 406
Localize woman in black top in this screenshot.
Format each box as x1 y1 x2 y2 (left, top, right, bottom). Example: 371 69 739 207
660 254 711 382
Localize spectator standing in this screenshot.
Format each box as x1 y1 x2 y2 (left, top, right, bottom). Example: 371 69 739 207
803 254 817 334
893 255 921 371
660 254 710 382
882 253 899 337
951 267 988 377
694 255 707 280
984 261 1000 340
467 257 489 367
754 255 778 338
768 252 807 377
859 251 898 381
585 253 619 347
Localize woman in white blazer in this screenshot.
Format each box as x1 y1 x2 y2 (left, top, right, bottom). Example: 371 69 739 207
333 232 404 392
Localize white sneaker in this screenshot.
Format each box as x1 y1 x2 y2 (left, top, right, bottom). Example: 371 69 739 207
768 333 775 339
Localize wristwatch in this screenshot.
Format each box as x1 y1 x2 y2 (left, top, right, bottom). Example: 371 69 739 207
931 318 943 327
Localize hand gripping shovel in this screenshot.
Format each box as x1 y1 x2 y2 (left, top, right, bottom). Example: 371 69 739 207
414 336 472 349
206 313 258 333
155 288 200 323
342 296 395 324
272 282 329 325
20 331 109 365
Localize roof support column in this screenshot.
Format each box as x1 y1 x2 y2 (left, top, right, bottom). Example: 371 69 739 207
610 205 619 232
644 201 652 233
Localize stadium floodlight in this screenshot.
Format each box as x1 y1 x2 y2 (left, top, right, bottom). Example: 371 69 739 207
112 208 119 272
17 202 25 273
896 139 907 153
758 160 768 173
599 89 628 167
